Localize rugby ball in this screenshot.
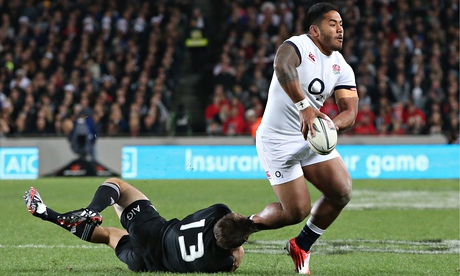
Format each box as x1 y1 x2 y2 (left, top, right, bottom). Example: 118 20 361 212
307 116 338 155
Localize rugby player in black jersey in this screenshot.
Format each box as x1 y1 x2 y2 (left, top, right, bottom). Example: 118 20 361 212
24 177 257 273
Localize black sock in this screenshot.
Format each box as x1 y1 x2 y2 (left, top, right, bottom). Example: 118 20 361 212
41 207 96 241
296 219 325 252
87 182 120 212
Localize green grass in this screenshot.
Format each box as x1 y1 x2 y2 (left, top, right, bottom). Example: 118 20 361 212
1 178 459 275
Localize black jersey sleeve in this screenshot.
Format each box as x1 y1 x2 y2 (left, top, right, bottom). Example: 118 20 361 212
161 204 234 273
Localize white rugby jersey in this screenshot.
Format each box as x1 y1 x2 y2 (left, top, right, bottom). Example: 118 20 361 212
259 34 356 135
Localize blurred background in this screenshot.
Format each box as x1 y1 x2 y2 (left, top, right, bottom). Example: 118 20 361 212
0 0 457 140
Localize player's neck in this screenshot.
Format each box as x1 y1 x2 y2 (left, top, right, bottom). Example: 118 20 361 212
307 34 333 56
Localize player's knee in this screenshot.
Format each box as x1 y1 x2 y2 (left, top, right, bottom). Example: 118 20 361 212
335 179 352 208
105 177 122 185
338 190 352 208
104 177 126 189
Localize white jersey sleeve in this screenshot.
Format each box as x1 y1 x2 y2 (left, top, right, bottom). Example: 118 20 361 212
258 34 356 135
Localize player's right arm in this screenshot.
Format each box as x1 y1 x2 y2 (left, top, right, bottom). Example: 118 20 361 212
274 43 324 138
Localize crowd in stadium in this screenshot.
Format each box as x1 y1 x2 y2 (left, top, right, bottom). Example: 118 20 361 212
0 0 187 138
0 0 458 143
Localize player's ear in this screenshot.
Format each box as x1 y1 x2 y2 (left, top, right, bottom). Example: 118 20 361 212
310 25 320 36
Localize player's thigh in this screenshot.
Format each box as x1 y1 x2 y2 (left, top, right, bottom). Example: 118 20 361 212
120 200 166 243
303 156 352 199
115 235 147 272
272 175 312 213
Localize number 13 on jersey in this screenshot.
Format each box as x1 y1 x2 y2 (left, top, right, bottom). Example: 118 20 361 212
178 219 205 262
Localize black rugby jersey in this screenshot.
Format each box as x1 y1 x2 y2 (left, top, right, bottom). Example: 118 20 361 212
160 203 234 273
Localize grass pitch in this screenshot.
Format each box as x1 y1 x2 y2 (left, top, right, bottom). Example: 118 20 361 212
1 178 458 275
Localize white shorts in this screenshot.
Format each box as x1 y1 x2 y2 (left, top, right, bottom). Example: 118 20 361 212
256 128 340 185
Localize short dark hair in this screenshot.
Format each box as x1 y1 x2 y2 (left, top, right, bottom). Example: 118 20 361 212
214 213 258 250
305 2 338 32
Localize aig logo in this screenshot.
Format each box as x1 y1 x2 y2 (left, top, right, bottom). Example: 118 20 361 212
126 204 141 220
0 148 39 179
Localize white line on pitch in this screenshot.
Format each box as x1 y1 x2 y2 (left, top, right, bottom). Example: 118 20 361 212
347 190 459 210
246 239 460 255
0 244 106 249
2 239 458 255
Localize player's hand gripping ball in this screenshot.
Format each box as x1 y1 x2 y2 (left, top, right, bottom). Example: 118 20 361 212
307 116 338 155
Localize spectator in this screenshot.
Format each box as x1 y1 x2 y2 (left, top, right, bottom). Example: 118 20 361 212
390 118 406 135
252 68 269 102
128 115 141 138
213 54 236 92
172 103 192 136
107 103 128 136
9 69 31 90
352 113 377 135
390 72 411 104
244 108 261 142
222 105 246 136
444 112 459 144
231 84 250 110
357 84 372 110
404 100 426 135
205 85 230 132
390 102 406 135
425 111 444 135
0 109 10 137
233 64 252 91
410 73 426 110
375 107 392 135
141 112 160 135
205 94 224 126
229 97 245 119
185 7 209 71
148 93 170 135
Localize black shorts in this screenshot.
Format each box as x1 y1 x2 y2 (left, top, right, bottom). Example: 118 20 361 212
115 200 167 272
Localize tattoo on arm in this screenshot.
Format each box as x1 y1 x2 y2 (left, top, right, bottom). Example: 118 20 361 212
274 44 300 90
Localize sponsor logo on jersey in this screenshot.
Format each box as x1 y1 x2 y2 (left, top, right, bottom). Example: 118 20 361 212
308 52 316 63
265 170 271 179
332 64 341 74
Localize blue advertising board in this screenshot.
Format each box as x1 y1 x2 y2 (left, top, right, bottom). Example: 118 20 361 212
122 145 263 179
122 144 459 180
339 145 459 179
0 147 39 179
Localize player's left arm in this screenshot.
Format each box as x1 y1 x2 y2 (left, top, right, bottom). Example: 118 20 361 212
229 246 245 272
333 88 359 131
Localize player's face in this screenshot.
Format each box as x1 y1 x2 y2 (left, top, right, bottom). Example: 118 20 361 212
317 11 344 54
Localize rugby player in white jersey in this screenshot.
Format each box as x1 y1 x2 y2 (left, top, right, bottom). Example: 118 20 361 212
251 2 359 274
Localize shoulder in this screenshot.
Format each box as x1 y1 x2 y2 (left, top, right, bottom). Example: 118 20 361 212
283 35 312 62
189 203 232 219
285 34 310 47
209 203 232 214
333 51 350 66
